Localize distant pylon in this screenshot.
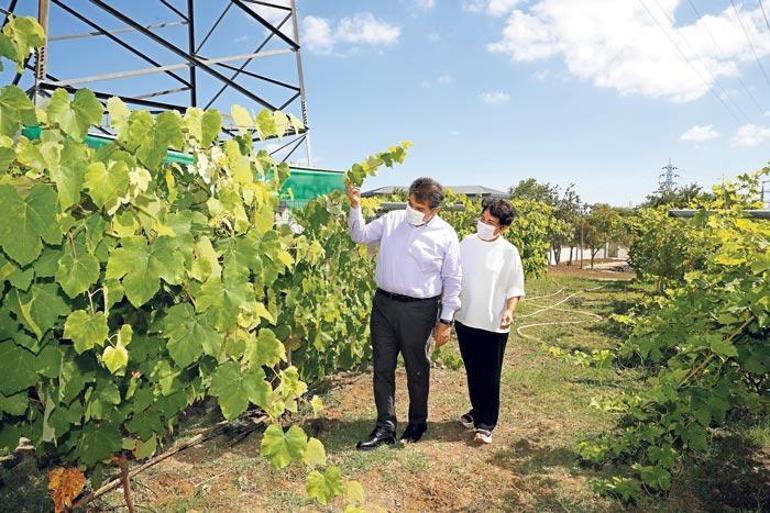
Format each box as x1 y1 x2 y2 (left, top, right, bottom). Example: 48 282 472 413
659 158 680 191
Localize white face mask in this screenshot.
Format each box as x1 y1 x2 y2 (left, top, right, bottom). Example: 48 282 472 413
405 204 427 226
476 220 498 241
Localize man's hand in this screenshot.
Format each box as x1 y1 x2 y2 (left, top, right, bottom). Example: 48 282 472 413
433 322 451 347
346 181 361 207
500 310 515 329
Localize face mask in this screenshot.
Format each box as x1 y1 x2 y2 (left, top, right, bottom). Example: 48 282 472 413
405 204 427 226
476 220 498 240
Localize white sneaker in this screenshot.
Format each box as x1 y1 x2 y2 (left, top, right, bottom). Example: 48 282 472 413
474 429 492 444
460 412 474 430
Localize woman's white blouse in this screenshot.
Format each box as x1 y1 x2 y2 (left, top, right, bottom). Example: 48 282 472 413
455 234 525 333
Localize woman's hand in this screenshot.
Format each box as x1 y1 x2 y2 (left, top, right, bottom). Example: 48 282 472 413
500 309 515 329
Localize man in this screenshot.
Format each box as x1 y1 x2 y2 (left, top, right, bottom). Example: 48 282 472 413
347 177 461 450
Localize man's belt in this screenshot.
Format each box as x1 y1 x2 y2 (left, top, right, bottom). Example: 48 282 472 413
376 288 440 303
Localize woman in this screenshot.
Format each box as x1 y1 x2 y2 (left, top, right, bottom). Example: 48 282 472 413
454 198 525 444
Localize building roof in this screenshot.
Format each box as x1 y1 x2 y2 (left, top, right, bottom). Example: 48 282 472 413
362 185 508 197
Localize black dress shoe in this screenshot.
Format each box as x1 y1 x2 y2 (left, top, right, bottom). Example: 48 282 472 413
356 428 396 451
399 423 427 444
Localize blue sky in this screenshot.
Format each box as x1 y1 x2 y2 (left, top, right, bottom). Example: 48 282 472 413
7 0 770 205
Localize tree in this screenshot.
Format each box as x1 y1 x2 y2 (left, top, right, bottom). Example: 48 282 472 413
509 178 559 206
643 182 708 208
582 204 623 268
510 179 583 265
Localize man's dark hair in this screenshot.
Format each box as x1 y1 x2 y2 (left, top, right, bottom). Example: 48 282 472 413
482 197 515 226
409 177 444 209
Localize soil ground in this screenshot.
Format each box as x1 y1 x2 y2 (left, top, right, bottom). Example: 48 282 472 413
2 267 768 513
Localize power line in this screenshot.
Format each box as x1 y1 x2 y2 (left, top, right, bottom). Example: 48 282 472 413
730 0 770 85
760 0 770 35
685 0 766 115
650 0 753 121
636 0 746 124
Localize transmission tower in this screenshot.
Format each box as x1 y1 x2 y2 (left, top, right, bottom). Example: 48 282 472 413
1 0 312 164
659 158 680 191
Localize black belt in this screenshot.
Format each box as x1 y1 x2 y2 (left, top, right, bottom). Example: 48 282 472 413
377 288 440 303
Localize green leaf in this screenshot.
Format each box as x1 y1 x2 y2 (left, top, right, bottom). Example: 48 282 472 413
49 138 87 210
10 283 69 339
63 310 109 354
231 104 253 133
210 361 248 420
75 422 122 467
0 85 35 136
306 466 343 505
106 236 184 307
259 424 308 469
35 342 63 378
55 245 100 298
195 276 252 329
162 303 222 367
107 97 131 137
0 391 28 416
83 160 130 211
247 328 286 368
0 184 61 265
0 341 36 395
3 16 45 71
201 109 222 147
710 337 738 358
345 480 365 505
189 236 221 282
303 437 327 467
47 88 103 139
103 343 128 374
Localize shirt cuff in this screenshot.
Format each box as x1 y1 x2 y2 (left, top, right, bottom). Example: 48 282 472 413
440 305 456 322
506 288 526 298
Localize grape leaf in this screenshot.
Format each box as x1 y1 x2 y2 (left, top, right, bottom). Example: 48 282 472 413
303 437 326 468
0 184 62 265
47 88 102 139
63 310 109 354
83 160 130 212
259 424 308 469
247 328 287 368
306 466 343 505
0 341 37 395
162 303 222 367
75 422 122 467
106 236 184 307
55 244 100 298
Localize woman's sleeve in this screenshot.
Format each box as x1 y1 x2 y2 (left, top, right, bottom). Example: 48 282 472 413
506 248 526 298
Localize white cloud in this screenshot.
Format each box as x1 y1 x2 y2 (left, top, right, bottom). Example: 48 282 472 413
302 16 334 54
463 0 521 16
680 124 720 142
414 0 436 10
485 1 770 103
532 69 551 81
427 31 441 41
243 0 294 37
420 80 431 88
480 91 511 104
437 74 454 84
336 13 400 46
765 111 770 117
731 124 770 147
301 12 400 55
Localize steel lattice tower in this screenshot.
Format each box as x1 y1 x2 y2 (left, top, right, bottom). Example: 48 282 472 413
1 0 312 164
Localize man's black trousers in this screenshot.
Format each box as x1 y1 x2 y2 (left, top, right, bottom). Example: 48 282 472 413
370 290 439 433
456 321 509 432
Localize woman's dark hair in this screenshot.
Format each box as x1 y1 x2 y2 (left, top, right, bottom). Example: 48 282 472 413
409 177 444 209
481 197 515 226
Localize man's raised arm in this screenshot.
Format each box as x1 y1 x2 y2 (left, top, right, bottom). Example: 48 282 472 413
347 182 386 244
